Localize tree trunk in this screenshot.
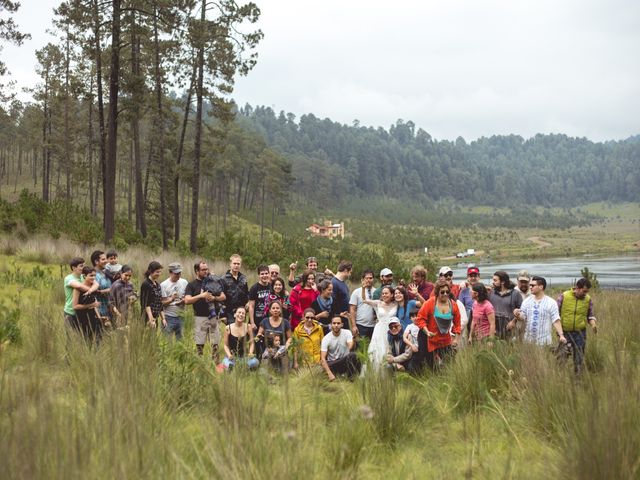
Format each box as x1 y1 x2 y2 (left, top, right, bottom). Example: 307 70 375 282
104 0 121 243
130 14 146 237
189 0 205 253
153 6 168 249
174 58 196 245
93 0 107 217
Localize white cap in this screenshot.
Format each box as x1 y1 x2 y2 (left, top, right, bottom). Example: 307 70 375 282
380 268 393 276
438 266 453 276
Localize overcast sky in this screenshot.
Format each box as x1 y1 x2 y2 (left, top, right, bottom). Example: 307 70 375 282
3 0 639 141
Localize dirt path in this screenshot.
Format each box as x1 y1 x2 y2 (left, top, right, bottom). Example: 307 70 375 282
527 236 552 248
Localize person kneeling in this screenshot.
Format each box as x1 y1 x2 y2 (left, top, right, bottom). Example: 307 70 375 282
321 316 361 381
386 317 411 372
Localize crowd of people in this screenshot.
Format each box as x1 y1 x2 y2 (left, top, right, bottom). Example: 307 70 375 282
62 251 598 379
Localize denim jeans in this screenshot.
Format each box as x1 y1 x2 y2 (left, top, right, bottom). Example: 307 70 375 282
222 356 259 370
164 315 183 340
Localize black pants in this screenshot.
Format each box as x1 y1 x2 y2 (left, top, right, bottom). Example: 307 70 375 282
328 352 361 379
356 324 374 340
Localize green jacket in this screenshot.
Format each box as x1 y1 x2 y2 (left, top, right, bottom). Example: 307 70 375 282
558 289 592 332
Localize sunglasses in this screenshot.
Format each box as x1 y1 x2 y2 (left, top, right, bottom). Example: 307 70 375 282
389 323 401 328
530 283 538 287
439 290 450 295
304 315 315 319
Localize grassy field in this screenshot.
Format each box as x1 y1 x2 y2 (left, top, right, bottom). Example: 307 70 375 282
1 254 639 479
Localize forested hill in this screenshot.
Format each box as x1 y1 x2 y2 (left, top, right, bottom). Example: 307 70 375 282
238 105 640 207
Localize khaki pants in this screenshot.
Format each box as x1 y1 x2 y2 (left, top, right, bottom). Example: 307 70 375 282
194 315 220 346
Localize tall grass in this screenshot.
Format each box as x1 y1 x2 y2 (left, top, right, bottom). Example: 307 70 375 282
0 262 638 479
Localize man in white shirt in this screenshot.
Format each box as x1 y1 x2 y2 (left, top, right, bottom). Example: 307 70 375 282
161 263 189 340
513 276 567 346
321 316 361 381
349 269 376 339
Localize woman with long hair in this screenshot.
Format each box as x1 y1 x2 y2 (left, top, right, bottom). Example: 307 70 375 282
288 269 319 329
393 285 418 331
265 276 290 320
222 306 259 371
109 265 137 327
364 285 399 369
416 279 462 369
470 283 496 342
140 261 165 329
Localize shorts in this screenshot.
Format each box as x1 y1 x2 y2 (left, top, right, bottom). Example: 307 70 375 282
193 315 220 346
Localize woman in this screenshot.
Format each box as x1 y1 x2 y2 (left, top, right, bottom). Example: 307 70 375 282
257 300 292 373
489 270 522 340
222 306 259 371
416 279 462 369
265 277 290 320
293 308 324 369
140 261 166 329
393 286 418 331
365 286 399 369
470 283 495 342
72 266 104 344
288 269 319 329
109 265 137 327
311 279 334 330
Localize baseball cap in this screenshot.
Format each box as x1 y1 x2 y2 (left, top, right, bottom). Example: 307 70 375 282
517 269 530 281
438 266 453 276
467 266 479 275
388 317 401 325
380 268 393 276
168 262 183 273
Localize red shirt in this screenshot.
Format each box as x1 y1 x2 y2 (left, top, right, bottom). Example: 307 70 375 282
416 297 461 352
289 284 319 329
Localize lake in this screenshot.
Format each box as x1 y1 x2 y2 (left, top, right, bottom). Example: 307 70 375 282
449 255 640 291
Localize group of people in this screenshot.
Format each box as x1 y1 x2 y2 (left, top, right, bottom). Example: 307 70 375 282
63 252 598 380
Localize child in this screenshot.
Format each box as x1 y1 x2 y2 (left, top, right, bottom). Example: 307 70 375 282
202 273 224 320
403 306 421 354
261 334 287 361
104 250 123 282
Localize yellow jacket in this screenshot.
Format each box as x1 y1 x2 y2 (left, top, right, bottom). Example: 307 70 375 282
293 321 324 365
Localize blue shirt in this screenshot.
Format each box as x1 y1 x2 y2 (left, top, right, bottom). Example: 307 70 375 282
95 270 112 317
331 277 351 316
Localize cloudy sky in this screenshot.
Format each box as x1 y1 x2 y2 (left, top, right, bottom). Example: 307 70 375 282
3 0 639 141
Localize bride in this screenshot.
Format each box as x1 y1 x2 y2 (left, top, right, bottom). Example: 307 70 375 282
363 286 398 369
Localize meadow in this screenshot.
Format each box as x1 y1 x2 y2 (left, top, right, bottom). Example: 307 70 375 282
1 246 639 479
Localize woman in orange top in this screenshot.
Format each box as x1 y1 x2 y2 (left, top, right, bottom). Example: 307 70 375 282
416 279 461 369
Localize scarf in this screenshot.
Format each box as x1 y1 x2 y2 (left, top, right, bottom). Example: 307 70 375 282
387 330 406 357
316 294 333 313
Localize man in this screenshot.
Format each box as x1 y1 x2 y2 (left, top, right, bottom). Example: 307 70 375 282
489 270 522 339
331 260 352 325
161 262 189 340
288 256 332 288
321 316 361 381
407 265 434 302
436 266 460 298
63 257 98 330
248 264 272 330
516 270 532 300
385 317 411 371
372 267 395 300
458 266 479 326
268 263 281 282
185 261 226 359
90 250 112 321
513 276 567 347
556 278 597 374
221 254 249 324
349 269 377 339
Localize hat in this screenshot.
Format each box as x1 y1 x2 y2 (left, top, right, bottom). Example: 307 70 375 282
380 268 393 277
168 262 183 273
388 317 401 325
517 269 530 281
467 266 479 275
438 266 453 276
